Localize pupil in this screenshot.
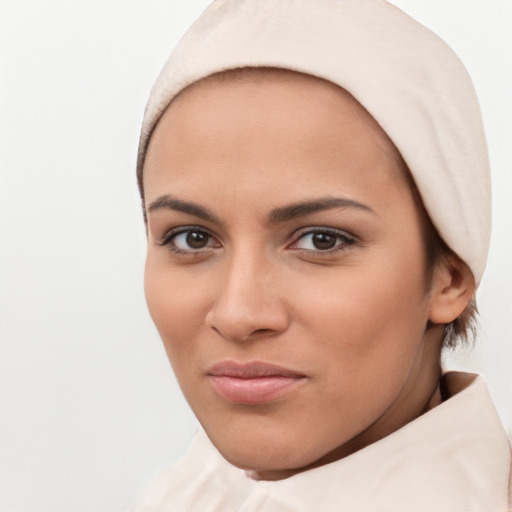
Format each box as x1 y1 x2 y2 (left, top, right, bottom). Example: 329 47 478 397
312 232 336 250
186 231 208 249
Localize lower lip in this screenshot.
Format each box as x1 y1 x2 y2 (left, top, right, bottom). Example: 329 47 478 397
208 375 305 404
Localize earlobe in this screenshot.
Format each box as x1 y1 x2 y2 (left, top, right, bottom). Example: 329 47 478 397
428 254 475 325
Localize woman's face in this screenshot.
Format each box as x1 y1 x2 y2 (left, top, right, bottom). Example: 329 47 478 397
143 71 444 479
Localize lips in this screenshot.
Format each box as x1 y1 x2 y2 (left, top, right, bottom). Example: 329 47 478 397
206 361 306 404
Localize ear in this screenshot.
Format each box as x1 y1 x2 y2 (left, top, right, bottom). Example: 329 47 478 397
428 253 475 324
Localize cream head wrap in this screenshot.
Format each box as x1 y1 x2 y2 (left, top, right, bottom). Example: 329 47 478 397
138 0 491 285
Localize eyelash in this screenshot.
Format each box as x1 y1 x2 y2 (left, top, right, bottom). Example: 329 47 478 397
156 226 357 256
156 226 220 255
288 227 357 254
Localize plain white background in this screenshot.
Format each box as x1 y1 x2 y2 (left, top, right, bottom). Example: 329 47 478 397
1 1 511 511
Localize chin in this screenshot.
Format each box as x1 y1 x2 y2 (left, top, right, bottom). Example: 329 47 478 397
204 422 331 476
219 445 306 475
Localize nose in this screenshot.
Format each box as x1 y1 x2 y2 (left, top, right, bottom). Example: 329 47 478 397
205 253 290 343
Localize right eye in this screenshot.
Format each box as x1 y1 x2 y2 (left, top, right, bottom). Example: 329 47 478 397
158 227 221 253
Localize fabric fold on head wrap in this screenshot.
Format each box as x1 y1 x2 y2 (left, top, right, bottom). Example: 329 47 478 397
138 0 491 285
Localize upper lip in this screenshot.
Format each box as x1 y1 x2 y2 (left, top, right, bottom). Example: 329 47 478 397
207 361 306 379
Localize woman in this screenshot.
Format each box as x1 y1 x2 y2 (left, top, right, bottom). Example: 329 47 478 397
130 0 511 510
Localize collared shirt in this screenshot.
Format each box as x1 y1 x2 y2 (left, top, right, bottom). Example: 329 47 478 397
130 372 512 511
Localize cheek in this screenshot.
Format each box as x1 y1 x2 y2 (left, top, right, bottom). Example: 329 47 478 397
283 262 430 442
293 249 430 377
143 256 210 363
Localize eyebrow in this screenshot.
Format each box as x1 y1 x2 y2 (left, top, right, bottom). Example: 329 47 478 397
147 195 220 223
269 197 377 224
147 194 376 225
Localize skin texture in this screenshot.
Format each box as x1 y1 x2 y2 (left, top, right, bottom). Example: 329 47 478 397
143 70 474 480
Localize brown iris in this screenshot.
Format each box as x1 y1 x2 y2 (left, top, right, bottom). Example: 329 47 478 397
311 232 337 250
186 230 209 249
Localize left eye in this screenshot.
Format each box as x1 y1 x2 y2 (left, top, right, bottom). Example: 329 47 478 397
174 230 212 249
291 230 354 252
161 228 220 252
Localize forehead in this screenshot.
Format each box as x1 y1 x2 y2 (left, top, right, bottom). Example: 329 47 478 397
145 68 408 185
171 68 399 154
143 69 416 216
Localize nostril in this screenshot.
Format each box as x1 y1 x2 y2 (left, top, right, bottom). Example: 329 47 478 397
211 325 278 343
247 328 275 338
253 328 273 335
206 297 290 342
